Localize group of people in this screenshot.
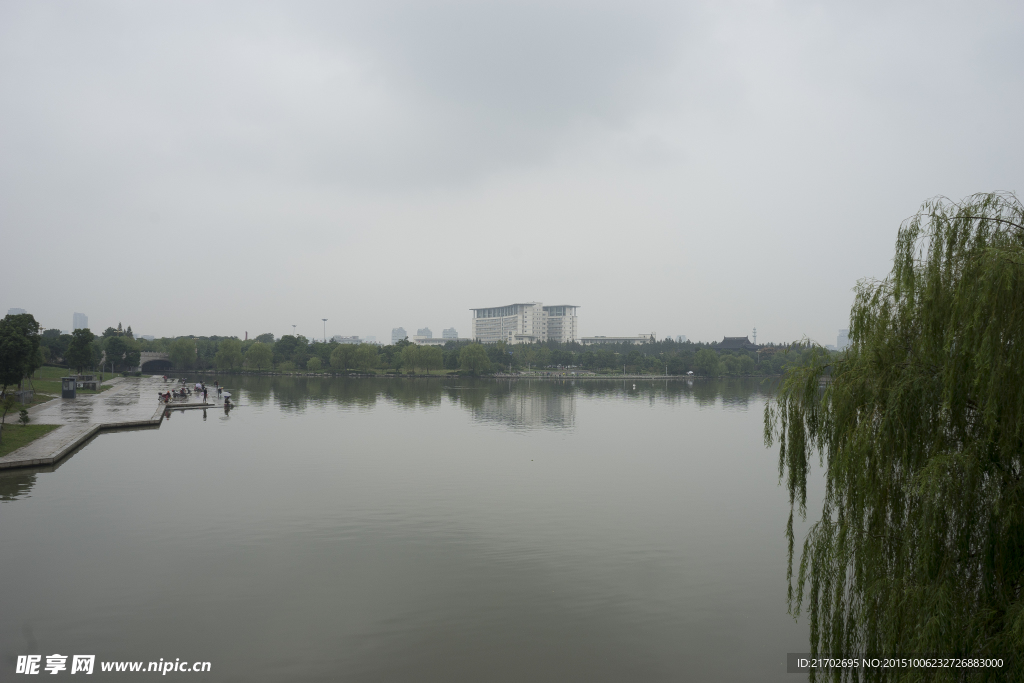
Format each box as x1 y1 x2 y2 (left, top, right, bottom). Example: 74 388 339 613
158 378 229 405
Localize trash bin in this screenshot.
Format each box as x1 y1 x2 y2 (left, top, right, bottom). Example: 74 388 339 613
62 377 77 399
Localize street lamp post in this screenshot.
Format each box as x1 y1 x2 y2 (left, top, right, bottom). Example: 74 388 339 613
322 319 328 343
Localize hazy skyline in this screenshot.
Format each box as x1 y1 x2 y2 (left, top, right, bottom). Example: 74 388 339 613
3 1 1022 344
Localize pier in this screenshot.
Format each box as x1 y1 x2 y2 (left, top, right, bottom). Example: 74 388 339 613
0 376 219 470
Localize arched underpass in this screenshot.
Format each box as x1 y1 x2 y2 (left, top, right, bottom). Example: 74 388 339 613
141 359 173 373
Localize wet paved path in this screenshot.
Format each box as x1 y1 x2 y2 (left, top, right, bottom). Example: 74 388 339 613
0 377 217 470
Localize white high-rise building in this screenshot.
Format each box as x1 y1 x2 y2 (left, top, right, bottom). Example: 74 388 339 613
442 327 458 339
391 327 407 344
416 327 432 338
470 303 578 344
837 329 850 350
73 312 88 330
7 308 26 316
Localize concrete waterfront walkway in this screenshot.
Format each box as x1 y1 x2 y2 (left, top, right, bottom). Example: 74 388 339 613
0 376 217 470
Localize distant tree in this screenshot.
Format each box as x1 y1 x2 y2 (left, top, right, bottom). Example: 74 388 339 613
254 333 275 344
40 329 71 365
307 357 322 372
245 342 273 371
330 344 353 371
65 328 95 373
420 346 443 374
352 344 379 373
168 338 196 370
693 348 720 377
274 335 300 366
214 338 243 371
459 344 490 375
765 192 1024 679
123 338 141 371
105 335 129 371
737 354 755 375
0 314 39 393
401 345 420 373
91 339 104 370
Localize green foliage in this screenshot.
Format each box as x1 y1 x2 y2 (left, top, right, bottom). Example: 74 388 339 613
168 338 196 370
330 344 353 371
459 344 491 375
765 193 1024 680
40 329 72 365
214 338 243 371
267 334 310 368
306 357 322 372
351 344 379 372
245 342 273 371
419 346 443 374
254 333 275 344
123 340 140 370
65 328 95 373
103 335 140 372
400 345 420 373
0 313 41 391
693 348 721 377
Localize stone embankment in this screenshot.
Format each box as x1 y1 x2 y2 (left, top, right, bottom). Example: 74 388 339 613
0 377 218 470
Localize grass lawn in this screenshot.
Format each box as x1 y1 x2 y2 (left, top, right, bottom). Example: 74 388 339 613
25 365 117 397
0 423 60 458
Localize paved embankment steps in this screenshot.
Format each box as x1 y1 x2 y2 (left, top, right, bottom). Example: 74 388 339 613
0 377 221 471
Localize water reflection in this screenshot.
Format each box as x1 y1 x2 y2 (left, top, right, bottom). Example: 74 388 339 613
0 463 65 502
0 470 39 502
209 375 775 422
2 378 775 501
450 380 577 429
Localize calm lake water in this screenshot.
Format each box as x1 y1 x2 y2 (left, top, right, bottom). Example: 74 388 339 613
1 377 818 682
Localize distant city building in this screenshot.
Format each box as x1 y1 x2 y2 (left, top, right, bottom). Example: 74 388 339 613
471 303 578 344
331 335 361 344
837 329 850 350
363 336 377 344
581 334 654 345
416 327 432 338
717 336 757 351
73 312 88 330
442 327 458 339
676 335 688 343
391 327 407 344
7 308 26 316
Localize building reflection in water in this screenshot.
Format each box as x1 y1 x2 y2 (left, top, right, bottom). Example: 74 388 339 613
454 380 577 430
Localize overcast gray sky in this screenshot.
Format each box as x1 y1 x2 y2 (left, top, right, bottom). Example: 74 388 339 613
3 1 1022 344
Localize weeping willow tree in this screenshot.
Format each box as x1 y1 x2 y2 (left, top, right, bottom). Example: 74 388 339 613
765 193 1024 682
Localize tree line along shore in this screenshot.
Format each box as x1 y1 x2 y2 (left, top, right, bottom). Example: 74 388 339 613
27 326 825 378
